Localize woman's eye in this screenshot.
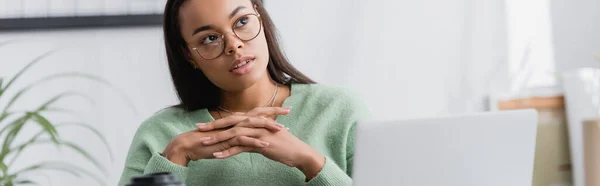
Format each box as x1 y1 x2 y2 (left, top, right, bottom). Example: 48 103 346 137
235 16 249 28
201 35 219 45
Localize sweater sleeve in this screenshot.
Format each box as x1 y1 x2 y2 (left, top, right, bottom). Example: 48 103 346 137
303 86 371 186
117 121 190 186
118 153 189 186
305 122 358 186
304 156 353 186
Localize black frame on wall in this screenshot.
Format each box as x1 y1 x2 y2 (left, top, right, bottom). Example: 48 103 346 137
0 0 264 32
0 14 163 31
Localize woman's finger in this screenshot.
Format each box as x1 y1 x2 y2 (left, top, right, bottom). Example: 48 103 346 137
203 127 268 145
228 136 270 148
237 117 284 132
212 136 267 158
213 146 255 159
187 132 213 147
196 115 248 131
198 115 284 132
246 106 291 117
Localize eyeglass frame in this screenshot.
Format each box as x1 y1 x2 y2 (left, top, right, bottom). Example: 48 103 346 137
187 13 263 60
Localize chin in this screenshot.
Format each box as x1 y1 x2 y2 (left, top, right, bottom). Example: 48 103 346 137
228 67 270 92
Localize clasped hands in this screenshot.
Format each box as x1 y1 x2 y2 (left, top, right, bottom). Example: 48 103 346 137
162 107 325 180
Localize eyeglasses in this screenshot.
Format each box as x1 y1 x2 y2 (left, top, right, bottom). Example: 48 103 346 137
189 13 262 60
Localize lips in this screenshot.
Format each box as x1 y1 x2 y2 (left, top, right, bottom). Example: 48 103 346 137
230 56 255 72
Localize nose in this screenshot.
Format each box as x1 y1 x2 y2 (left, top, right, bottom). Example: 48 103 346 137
224 34 244 56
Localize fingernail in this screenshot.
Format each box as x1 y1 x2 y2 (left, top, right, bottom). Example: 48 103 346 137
199 137 211 141
276 123 285 128
213 152 223 157
260 141 270 147
196 123 207 129
202 140 212 145
283 106 292 110
285 127 290 130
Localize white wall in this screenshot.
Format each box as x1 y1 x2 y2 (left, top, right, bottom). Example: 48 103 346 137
268 0 508 120
0 0 510 185
549 0 600 71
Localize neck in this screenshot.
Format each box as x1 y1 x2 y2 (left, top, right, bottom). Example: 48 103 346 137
219 74 278 112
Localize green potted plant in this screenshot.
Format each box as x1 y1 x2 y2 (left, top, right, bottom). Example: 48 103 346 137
0 41 135 186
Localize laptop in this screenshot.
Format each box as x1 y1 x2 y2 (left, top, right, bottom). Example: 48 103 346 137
352 109 538 186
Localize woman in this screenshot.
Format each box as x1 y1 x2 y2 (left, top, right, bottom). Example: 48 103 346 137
118 0 368 185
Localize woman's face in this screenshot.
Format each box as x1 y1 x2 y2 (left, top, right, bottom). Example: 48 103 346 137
179 0 269 92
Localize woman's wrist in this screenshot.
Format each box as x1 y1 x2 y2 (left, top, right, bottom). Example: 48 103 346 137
162 146 190 167
296 151 325 181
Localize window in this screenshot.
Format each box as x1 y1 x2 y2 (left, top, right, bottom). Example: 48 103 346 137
505 0 556 92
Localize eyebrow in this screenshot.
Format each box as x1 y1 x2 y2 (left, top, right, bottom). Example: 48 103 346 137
192 6 246 36
192 25 214 36
229 6 246 19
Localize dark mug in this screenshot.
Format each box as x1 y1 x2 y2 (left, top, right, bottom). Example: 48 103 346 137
127 172 185 186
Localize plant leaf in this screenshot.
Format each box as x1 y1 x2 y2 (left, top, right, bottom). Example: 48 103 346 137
47 72 137 114
2 72 136 114
2 179 14 186
0 77 97 116
14 179 39 185
0 50 57 99
0 112 59 163
10 161 106 186
1 105 85 137
7 123 113 170
7 138 109 177
29 113 59 143
1 90 30 120
0 114 31 163
0 162 7 173
0 113 28 136
0 111 14 128
21 171 53 186
2 91 93 118
5 138 110 179
8 139 53 156
6 139 53 169
11 161 81 178
42 108 85 121
0 174 16 182
34 92 92 114
56 122 114 161
1 93 89 141
5 107 85 126
58 141 108 176
0 113 28 145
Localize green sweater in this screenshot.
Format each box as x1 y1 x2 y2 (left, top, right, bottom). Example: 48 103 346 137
118 84 368 186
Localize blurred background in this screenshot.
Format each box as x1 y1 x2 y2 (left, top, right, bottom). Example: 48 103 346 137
0 0 598 186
